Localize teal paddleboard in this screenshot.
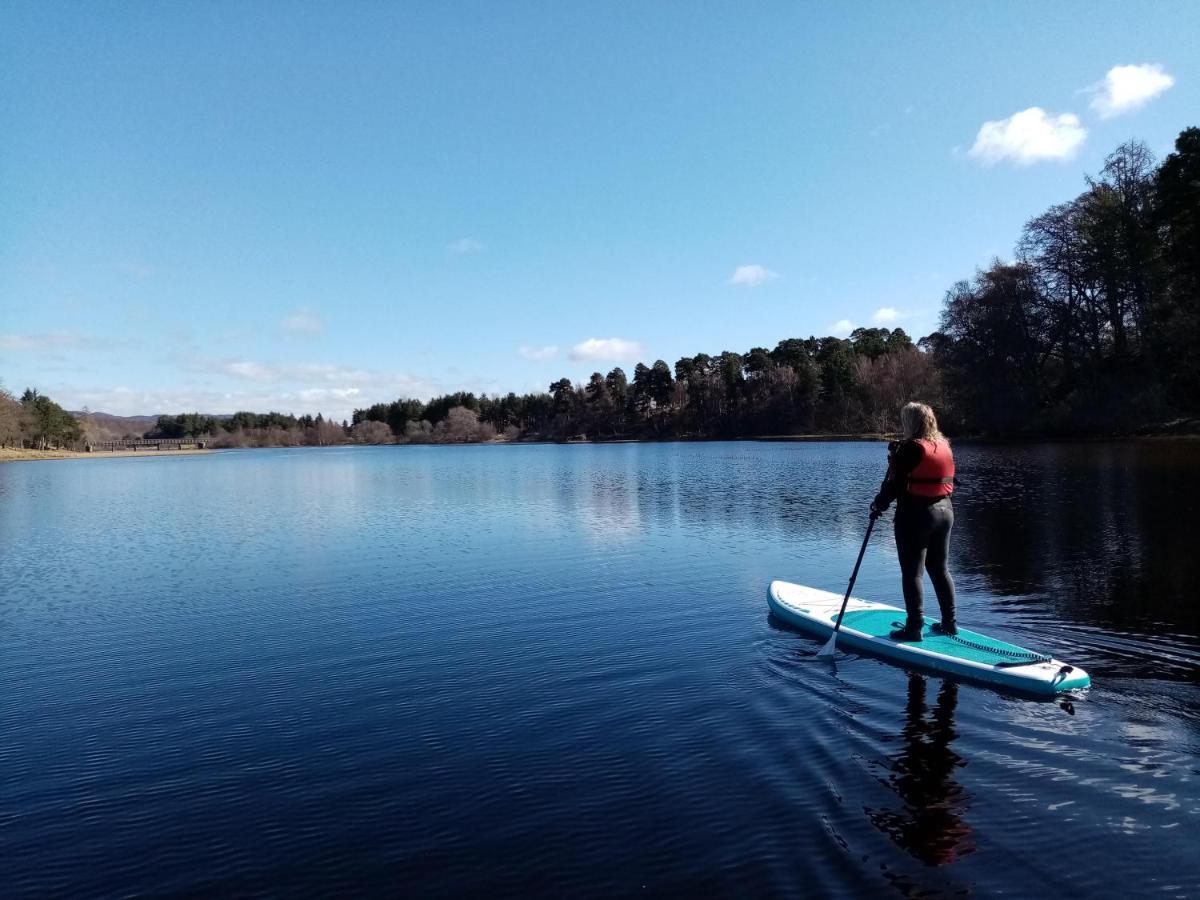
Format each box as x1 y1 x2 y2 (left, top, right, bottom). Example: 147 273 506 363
768 580 1090 696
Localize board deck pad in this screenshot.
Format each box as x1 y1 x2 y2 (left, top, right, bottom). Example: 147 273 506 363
838 610 1049 666
768 580 1090 696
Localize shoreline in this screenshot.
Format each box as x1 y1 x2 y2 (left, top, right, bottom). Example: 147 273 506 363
0 447 214 463
4 432 1198 464
547 432 1200 444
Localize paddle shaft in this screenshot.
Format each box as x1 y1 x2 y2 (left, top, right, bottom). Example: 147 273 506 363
830 513 877 635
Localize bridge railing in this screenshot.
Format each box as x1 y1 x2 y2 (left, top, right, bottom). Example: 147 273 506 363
85 439 207 452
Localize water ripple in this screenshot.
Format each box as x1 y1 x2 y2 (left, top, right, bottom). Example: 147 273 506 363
1 443 1198 897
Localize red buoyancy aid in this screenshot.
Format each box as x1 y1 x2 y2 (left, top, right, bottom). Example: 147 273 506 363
906 438 955 498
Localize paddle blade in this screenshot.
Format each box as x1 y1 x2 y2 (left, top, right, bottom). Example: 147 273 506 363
816 632 838 658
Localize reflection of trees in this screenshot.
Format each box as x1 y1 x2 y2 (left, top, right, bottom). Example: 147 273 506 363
954 443 1200 632
868 674 973 867
544 439 1200 639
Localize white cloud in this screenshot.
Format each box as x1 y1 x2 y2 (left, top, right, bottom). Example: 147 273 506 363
968 107 1087 165
1089 64 1174 119
448 237 484 255
829 319 855 337
519 345 559 361
872 307 903 325
281 308 324 335
729 264 779 287
295 387 364 405
569 337 643 362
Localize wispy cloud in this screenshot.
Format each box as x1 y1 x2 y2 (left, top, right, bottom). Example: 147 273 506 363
1089 64 1174 119
172 357 449 419
49 384 377 422
0 332 125 358
281 307 325 336
46 358 499 420
1 332 85 352
519 345 559 361
729 264 779 287
872 307 904 325
569 337 643 362
829 319 855 337
448 237 485 255
219 361 273 380
968 107 1086 165
199 359 377 384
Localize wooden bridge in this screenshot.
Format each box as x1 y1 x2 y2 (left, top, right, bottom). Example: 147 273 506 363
86 439 207 452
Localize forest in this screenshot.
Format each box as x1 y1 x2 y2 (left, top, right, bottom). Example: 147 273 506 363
3 127 1197 450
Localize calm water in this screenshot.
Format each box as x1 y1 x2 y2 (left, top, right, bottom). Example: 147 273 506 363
2 442 1198 898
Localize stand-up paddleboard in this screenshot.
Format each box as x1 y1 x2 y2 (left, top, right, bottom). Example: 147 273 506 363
768 580 1090 696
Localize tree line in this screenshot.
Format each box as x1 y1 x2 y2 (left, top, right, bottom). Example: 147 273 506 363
0 389 83 450
5 127 1195 450
143 411 350 447
929 127 1200 433
2 324 938 451
349 326 932 442
0 392 358 450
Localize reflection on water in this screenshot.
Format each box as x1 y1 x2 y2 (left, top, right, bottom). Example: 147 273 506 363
955 443 1200 634
1 442 1198 897
868 675 973 867
536 443 1200 638
554 442 1200 681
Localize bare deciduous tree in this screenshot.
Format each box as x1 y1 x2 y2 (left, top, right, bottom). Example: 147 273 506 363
351 420 393 444
404 420 434 443
436 406 484 443
854 349 942 434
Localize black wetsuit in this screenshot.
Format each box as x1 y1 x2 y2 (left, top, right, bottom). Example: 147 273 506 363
873 440 957 631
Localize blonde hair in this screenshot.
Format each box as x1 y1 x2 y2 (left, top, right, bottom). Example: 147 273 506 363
900 402 947 444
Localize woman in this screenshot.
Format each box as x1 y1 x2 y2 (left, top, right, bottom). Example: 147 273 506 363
870 402 957 641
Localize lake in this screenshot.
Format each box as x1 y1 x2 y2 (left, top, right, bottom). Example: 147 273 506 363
2 442 1198 897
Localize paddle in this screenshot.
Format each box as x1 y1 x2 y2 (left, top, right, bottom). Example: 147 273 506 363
816 510 879 658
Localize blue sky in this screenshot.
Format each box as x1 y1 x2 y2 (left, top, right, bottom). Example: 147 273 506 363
2 2 1197 420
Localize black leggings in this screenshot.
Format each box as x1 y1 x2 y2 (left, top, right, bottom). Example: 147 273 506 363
894 497 956 628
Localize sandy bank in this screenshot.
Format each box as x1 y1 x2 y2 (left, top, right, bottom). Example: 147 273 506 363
0 448 214 463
